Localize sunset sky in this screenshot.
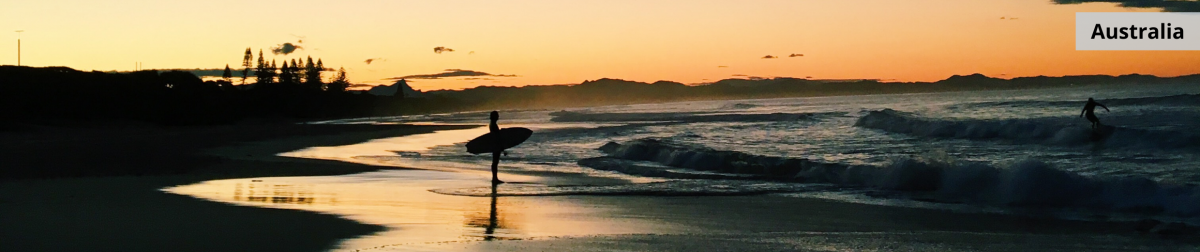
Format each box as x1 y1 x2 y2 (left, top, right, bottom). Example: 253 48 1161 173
2 0 1198 90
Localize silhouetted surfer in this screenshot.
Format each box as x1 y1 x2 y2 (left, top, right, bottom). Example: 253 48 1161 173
488 111 503 184
466 111 533 184
1080 98 1110 130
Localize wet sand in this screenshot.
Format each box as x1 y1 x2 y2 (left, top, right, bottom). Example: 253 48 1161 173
437 195 1200 252
3 123 1197 252
0 123 475 252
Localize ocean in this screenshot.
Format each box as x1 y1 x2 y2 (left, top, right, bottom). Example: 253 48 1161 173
298 82 1200 223
159 82 1200 250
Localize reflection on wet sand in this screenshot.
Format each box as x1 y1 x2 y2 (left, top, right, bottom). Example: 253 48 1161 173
463 185 521 241
164 170 662 251
232 183 318 205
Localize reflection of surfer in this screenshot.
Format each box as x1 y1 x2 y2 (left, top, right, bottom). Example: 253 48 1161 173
1080 97 1110 130
488 111 504 184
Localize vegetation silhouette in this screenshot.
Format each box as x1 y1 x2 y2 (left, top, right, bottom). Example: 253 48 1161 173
5 62 1198 128
0 64 396 126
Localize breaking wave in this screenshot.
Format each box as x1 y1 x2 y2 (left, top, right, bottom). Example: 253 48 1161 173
582 138 1200 217
549 111 836 123
854 109 1200 149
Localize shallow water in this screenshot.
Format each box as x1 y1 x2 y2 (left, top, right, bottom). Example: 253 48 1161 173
169 83 1200 249
301 83 1200 220
165 170 671 251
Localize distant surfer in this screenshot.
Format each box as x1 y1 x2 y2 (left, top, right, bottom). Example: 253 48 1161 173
1080 97 1110 130
465 111 533 184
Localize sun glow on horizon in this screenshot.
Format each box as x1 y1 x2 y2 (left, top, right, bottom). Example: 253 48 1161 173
2 0 1198 91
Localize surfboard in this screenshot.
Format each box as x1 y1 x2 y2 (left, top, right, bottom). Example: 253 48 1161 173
466 127 533 154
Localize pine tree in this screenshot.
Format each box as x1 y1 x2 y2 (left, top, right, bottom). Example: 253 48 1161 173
327 67 350 92
304 56 321 88
279 61 293 85
222 64 232 82
290 59 302 84
241 48 252 84
254 50 270 84
266 60 277 84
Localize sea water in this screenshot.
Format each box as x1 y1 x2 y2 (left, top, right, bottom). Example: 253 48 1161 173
317 82 1200 223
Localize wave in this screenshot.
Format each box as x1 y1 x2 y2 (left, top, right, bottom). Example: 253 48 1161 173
854 109 1200 149
951 94 1200 109
583 138 1200 217
549 111 835 123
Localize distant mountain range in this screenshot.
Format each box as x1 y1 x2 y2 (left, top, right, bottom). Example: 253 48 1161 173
409 73 1200 111
4 64 1198 119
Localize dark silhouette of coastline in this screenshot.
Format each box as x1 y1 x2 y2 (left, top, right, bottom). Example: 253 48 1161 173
3 65 1198 127
0 65 406 126
421 73 1200 113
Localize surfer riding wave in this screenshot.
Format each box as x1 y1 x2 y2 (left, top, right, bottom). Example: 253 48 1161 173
1081 97 1110 130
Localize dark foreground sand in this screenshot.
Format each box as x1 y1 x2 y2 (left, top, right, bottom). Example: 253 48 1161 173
430 195 1200 252
2 123 1197 252
0 123 475 252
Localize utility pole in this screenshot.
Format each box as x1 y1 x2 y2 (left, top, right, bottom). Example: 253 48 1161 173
15 30 23 66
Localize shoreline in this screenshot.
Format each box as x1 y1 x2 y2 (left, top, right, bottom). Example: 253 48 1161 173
0 123 477 252
3 122 1198 251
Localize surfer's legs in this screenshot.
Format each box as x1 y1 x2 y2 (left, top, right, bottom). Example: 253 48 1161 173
491 151 504 184
1086 112 1100 130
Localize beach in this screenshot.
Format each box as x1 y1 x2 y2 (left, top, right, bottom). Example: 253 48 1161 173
0 123 473 252
3 121 1197 252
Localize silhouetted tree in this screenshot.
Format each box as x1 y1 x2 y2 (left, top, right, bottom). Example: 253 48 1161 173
222 64 232 83
279 61 294 85
241 48 252 84
304 56 321 89
327 67 350 92
289 59 302 85
255 50 270 85
267 60 277 84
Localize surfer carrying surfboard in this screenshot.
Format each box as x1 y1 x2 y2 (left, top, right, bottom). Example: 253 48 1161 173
465 111 534 184
488 111 503 183
1080 97 1110 130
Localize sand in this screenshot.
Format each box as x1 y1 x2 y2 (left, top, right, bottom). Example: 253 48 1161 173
432 196 1199 252
0 123 475 252
2 123 1197 252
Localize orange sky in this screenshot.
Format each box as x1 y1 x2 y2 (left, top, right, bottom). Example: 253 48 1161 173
2 0 1198 90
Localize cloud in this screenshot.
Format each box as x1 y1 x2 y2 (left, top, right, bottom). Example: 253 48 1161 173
762 55 777 59
271 43 303 55
717 65 729 68
389 69 517 80
364 58 385 65
788 53 804 57
1052 0 1200 12
731 74 748 77
433 46 455 54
